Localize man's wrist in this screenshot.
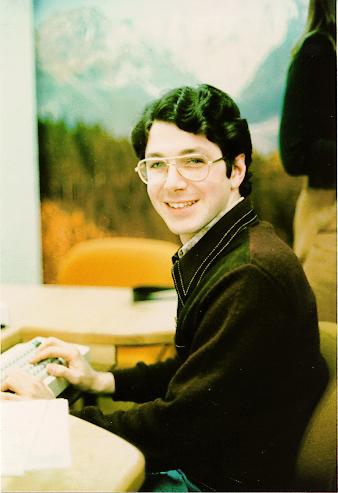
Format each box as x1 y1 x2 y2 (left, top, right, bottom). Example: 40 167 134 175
91 371 115 394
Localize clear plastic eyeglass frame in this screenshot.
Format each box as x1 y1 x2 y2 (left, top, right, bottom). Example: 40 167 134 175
134 153 225 184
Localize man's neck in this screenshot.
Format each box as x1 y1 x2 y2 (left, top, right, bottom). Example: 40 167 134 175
178 195 244 258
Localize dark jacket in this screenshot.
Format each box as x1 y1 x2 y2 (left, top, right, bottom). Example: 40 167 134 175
72 198 328 491
279 31 336 189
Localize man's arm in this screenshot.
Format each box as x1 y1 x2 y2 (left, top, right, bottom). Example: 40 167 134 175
34 337 180 401
112 355 181 403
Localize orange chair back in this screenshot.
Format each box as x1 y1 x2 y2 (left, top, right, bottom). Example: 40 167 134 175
57 237 178 288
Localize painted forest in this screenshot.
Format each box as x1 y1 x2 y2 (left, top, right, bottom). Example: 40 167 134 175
38 119 303 283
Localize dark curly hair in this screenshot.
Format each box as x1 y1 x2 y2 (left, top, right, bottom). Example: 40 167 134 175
131 84 253 196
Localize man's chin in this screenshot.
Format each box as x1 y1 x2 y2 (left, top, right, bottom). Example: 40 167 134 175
164 222 201 242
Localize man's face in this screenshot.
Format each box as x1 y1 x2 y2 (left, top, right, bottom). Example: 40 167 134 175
145 120 244 244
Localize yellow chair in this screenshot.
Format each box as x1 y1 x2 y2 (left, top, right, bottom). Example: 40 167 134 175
57 237 178 369
293 321 337 492
57 237 178 288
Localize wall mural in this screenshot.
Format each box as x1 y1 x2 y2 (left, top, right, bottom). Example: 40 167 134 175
33 0 306 282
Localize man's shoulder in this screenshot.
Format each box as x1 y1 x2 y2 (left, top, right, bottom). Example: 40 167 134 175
208 219 303 283
249 220 295 261
248 220 308 285
201 219 310 302
210 218 295 270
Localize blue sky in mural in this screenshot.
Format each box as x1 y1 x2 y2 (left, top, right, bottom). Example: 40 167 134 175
33 0 308 153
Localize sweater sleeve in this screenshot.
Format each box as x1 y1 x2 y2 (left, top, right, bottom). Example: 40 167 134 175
71 265 325 475
112 355 181 403
279 33 336 186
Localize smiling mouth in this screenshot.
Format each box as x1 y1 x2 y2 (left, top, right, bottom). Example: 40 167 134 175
166 200 198 209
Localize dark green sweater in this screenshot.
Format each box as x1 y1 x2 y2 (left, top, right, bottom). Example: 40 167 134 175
72 198 328 491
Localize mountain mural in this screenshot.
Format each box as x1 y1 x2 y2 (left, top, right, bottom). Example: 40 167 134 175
34 3 306 153
35 7 200 134
237 10 305 152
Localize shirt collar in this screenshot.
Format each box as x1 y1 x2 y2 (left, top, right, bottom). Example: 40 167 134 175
177 196 245 259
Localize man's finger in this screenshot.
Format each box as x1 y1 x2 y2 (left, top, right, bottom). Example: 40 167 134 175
46 363 81 385
30 345 77 364
0 391 23 401
1 367 30 391
37 337 68 351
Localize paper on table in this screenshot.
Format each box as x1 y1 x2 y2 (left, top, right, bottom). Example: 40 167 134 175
1 399 72 476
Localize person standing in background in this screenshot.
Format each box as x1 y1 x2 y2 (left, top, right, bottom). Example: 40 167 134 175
279 0 336 323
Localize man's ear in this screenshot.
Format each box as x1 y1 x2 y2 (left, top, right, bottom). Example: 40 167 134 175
230 153 246 189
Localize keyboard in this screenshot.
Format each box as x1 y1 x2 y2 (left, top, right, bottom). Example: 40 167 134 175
1 336 90 397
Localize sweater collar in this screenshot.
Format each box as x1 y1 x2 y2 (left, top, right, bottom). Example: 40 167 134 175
172 197 258 307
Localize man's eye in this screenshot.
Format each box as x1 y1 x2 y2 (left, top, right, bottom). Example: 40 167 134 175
185 157 205 166
149 160 166 169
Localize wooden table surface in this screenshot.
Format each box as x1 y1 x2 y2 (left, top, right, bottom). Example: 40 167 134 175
2 415 145 492
1 283 177 349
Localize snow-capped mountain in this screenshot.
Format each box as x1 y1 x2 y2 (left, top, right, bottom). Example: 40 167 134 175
35 3 305 152
35 7 200 136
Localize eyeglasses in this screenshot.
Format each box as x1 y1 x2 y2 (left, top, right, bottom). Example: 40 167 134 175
135 153 225 184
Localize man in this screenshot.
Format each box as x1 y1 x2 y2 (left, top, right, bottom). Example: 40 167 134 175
1 85 328 492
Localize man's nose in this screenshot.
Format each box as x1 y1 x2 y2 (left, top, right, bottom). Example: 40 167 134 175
163 164 187 190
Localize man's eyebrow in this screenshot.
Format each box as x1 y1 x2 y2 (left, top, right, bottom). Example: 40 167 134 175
178 148 206 155
145 152 165 158
145 148 206 158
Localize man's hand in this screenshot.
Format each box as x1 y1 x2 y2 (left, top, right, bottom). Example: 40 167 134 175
1 368 54 400
30 337 115 394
